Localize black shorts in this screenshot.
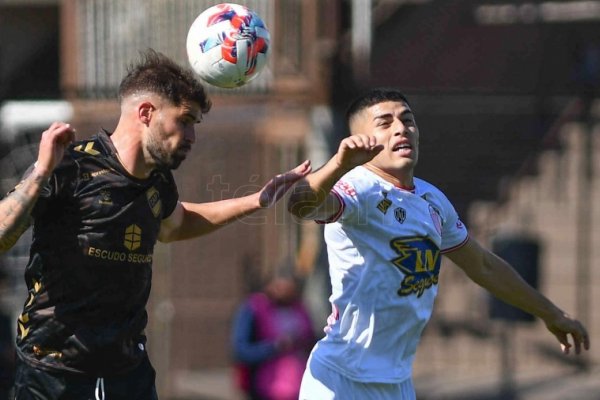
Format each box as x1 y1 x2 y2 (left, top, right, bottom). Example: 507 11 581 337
13 355 158 400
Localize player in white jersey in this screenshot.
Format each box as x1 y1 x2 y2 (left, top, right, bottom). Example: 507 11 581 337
288 88 590 399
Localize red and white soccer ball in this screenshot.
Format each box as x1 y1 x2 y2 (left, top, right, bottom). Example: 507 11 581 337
186 3 271 89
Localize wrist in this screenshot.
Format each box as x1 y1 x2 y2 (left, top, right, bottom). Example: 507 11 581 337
255 191 268 209
539 304 566 324
332 155 353 176
33 162 52 180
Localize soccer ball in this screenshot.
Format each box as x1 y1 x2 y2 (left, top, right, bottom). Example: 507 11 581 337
186 3 271 89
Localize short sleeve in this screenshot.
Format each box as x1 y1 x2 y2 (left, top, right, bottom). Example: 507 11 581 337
155 170 179 220
5 161 74 220
438 195 469 253
316 178 359 224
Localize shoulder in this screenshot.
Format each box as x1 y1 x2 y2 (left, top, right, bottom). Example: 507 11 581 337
413 177 459 217
67 132 112 161
414 177 451 203
153 168 176 188
333 166 380 198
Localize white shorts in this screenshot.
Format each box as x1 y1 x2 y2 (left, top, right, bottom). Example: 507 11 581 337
299 356 416 400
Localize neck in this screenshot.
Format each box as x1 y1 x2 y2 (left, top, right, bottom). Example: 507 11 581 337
111 125 153 179
364 163 414 190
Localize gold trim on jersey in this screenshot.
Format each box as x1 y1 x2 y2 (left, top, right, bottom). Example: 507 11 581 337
74 142 100 156
18 280 42 339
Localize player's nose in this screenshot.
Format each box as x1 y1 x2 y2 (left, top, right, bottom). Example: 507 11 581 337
184 127 196 144
392 119 408 136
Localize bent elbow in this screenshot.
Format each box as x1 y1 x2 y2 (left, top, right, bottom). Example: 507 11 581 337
287 199 315 220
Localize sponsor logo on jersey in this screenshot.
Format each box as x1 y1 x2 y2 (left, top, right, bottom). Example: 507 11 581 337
124 224 142 251
146 187 162 218
389 237 441 297
86 246 153 264
334 180 357 197
85 225 153 264
376 191 392 215
394 207 406 223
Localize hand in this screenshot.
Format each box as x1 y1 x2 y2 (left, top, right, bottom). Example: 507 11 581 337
335 134 383 171
36 122 76 177
544 313 590 355
259 160 312 208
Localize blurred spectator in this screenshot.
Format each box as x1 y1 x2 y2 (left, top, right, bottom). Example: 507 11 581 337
231 274 315 400
0 269 14 400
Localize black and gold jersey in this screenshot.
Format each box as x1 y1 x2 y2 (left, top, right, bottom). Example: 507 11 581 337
16 130 178 376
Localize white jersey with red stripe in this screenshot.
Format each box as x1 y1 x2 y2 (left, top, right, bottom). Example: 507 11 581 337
311 166 468 383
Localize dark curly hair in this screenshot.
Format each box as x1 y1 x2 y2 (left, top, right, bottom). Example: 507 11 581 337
118 49 212 115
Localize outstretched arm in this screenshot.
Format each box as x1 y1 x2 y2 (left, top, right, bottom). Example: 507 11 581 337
0 122 75 253
288 134 382 221
445 238 590 355
158 160 311 242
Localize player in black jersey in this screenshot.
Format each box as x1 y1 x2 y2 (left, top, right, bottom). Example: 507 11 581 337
0 50 311 400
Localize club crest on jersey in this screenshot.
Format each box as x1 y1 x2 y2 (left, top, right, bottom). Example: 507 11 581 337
389 237 441 297
394 207 406 224
377 192 392 215
429 204 442 235
146 187 162 218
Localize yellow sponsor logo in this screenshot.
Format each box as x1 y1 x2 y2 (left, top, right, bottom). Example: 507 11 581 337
390 237 441 297
124 224 142 251
87 246 153 264
398 274 439 297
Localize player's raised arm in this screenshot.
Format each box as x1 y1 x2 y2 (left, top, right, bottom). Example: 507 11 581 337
158 160 311 242
0 122 74 253
288 134 382 221
445 237 590 355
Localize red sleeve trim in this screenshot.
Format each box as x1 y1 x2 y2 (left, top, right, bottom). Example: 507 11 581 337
441 235 470 254
316 190 345 224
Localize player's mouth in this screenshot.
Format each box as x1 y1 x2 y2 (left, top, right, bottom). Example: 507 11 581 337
392 143 413 157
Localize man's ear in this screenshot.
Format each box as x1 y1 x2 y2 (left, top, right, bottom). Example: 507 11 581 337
138 102 155 126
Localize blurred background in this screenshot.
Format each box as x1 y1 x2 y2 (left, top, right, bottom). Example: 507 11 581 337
1 0 599 399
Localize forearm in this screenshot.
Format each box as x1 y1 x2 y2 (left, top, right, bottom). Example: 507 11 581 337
175 193 262 240
288 156 348 219
0 167 48 253
468 251 563 321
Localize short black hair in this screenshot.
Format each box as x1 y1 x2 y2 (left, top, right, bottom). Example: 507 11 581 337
345 88 410 126
119 49 212 115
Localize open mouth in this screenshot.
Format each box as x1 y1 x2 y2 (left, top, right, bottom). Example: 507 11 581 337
392 143 412 152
